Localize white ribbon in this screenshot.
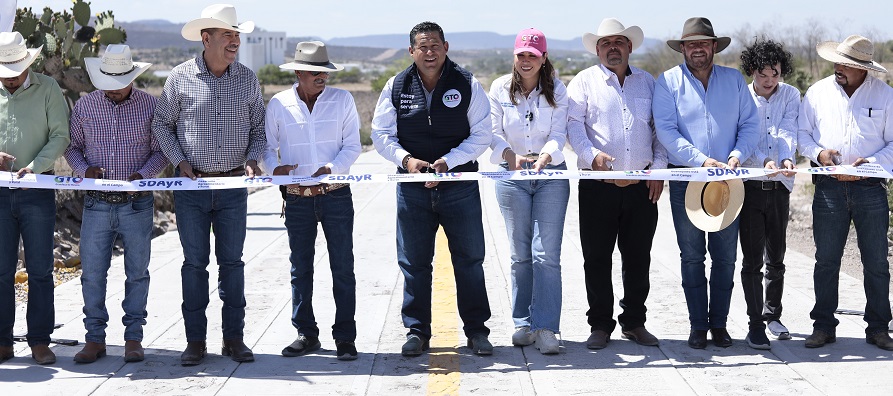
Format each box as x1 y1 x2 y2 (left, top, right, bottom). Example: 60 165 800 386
1 164 890 192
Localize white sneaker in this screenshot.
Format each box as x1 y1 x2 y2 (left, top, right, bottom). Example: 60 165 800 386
512 326 535 346
534 329 560 354
767 321 791 340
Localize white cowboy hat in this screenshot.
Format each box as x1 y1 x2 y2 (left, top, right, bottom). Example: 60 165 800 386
666 17 731 54
817 35 887 73
280 41 343 72
181 4 254 42
84 45 152 90
582 18 644 55
685 179 744 232
0 31 42 78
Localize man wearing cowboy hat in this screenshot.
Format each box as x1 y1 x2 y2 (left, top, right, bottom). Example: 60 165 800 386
798 35 893 350
653 17 760 350
372 21 493 357
64 44 167 364
262 41 361 361
152 3 265 365
0 31 70 365
567 18 668 350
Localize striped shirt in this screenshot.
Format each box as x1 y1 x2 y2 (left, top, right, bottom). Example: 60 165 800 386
65 89 167 180
152 54 266 173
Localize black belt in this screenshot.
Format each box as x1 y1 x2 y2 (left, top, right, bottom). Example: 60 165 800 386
87 190 151 204
195 166 245 178
745 180 786 190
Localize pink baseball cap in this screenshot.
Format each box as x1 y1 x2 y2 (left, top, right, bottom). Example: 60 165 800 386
514 28 547 57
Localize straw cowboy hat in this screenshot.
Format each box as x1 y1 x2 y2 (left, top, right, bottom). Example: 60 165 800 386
666 17 731 53
582 18 644 54
181 4 255 42
0 31 42 78
84 45 152 90
817 35 887 73
279 41 343 72
685 179 744 232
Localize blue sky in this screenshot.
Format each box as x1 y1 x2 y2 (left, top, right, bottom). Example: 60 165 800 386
15 0 893 41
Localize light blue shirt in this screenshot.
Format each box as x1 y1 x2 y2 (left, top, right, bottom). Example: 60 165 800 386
653 63 760 167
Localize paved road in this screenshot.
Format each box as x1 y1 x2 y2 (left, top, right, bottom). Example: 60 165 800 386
2 150 892 395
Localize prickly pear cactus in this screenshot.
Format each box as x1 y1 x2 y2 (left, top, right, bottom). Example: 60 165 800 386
13 0 128 105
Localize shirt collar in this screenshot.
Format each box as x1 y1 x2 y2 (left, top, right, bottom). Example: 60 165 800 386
196 53 235 77
598 64 633 81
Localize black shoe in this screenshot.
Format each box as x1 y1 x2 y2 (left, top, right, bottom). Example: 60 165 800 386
181 341 207 366
710 328 733 348
222 339 255 362
866 331 893 351
688 330 708 349
401 334 429 357
745 329 771 350
335 340 358 361
282 334 321 357
467 333 493 356
805 329 836 348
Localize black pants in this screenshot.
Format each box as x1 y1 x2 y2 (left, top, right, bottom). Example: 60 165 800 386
579 180 658 333
738 181 790 329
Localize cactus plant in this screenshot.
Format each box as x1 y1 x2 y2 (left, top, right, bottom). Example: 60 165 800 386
13 0 128 105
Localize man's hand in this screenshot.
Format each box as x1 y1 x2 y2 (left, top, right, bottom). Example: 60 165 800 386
532 153 552 173
430 158 448 174
764 160 780 177
311 165 332 177
780 159 796 177
273 164 296 176
177 160 196 180
727 156 740 170
128 173 143 181
817 149 841 166
245 160 261 178
646 179 663 203
702 157 729 168
851 157 869 167
592 152 614 171
406 157 431 173
0 152 14 171
85 166 104 179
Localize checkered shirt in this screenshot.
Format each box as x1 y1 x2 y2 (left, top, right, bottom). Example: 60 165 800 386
152 55 266 173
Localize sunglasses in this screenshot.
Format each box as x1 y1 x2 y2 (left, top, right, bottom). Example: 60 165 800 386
309 71 329 76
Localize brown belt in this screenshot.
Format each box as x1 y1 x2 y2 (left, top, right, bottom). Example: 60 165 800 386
195 166 245 178
286 183 349 197
833 175 866 182
598 179 640 187
87 190 152 204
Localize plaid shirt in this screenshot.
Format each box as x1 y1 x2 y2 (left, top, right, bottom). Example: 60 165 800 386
64 88 167 180
152 54 266 173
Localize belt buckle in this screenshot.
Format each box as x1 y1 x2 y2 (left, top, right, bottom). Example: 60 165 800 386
761 181 774 190
106 193 125 204
319 184 329 195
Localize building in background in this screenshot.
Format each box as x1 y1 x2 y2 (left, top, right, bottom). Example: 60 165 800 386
239 29 287 73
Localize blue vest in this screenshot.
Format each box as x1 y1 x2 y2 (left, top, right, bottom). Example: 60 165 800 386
391 57 476 172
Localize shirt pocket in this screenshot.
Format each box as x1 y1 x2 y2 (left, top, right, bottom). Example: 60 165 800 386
858 108 885 134
633 98 653 122
536 105 555 133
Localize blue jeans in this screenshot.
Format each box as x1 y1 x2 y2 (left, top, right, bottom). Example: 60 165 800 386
495 162 568 332
396 181 491 339
80 194 154 343
669 181 739 331
0 188 56 347
284 186 356 341
174 188 248 342
810 176 892 336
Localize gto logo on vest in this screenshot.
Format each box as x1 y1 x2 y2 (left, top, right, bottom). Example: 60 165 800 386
442 89 461 108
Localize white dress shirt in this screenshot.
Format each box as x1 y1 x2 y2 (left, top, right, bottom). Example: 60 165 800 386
487 74 567 164
798 74 893 165
742 82 800 190
371 74 492 169
567 64 667 170
263 84 361 185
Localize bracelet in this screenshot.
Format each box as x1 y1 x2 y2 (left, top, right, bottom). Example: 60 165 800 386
402 155 413 169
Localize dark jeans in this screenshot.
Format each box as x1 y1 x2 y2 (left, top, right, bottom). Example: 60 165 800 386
810 176 892 336
579 180 657 333
739 182 789 329
0 188 55 347
669 181 739 331
284 186 356 341
173 188 248 342
396 181 491 339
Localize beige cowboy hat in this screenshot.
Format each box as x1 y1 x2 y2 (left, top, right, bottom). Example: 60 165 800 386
280 41 343 72
582 18 644 54
817 35 887 73
84 45 152 90
685 179 744 232
0 31 42 78
666 17 731 53
181 4 255 42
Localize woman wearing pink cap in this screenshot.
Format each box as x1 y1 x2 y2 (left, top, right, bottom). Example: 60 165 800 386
488 28 569 354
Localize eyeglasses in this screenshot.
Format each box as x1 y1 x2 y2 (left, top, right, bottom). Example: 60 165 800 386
309 71 329 76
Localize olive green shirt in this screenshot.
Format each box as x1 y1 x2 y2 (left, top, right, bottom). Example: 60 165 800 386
0 71 70 173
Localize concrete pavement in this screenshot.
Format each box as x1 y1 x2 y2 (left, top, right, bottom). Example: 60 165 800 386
2 149 893 395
